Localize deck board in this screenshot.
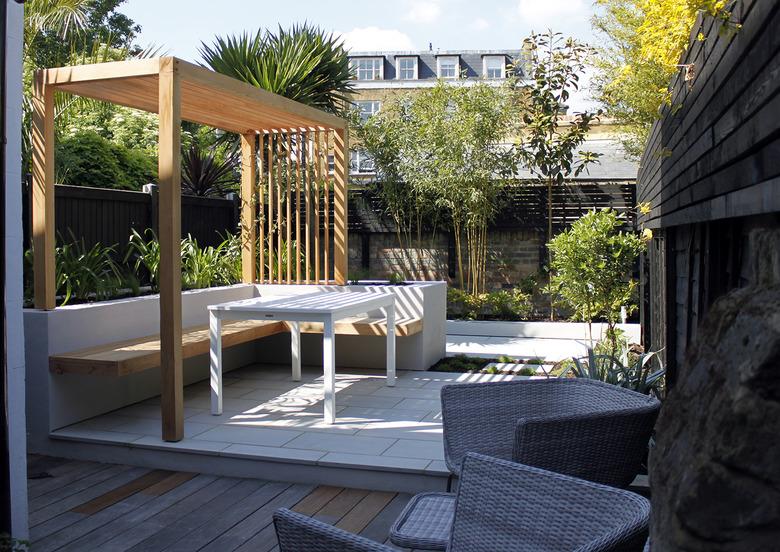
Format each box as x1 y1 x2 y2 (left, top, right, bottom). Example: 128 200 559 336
27 456 416 551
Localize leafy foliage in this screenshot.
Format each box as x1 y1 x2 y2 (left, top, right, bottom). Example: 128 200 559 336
356 81 519 294
181 144 238 197
54 232 124 305
200 23 354 116
55 130 156 189
592 0 735 157
125 229 161 291
548 209 645 341
447 287 532 321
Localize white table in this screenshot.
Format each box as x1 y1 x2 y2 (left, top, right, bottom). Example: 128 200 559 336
208 291 396 424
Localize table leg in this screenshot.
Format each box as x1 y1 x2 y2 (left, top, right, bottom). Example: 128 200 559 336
290 321 301 381
386 303 396 387
209 312 223 415
323 317 336 424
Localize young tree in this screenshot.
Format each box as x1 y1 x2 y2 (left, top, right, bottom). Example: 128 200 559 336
548 209 645 349
515 31 601 317
356 81 519 293
592 0 735 157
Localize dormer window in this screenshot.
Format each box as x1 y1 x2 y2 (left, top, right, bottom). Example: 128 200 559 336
351 58 383 81
483 56 506 79
396 56 418 80
437 56 459 79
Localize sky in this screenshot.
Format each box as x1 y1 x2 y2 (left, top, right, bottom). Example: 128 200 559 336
121 0 601 109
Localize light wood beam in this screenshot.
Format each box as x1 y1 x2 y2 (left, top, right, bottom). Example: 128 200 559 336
267 133 275 282
157 58 183 442
31 71 56 309
333 127 349 285
240 133 257 283
286 132 292 283
258 135 265 282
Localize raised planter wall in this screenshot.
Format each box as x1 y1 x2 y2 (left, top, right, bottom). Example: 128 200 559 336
446 320 641 342
24 282 446 449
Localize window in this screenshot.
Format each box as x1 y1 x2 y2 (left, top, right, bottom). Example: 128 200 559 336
350 150 376 174
354 100 381 123
437 56 459 79
351 58 383 80
397 56 418 80
484 56 506 79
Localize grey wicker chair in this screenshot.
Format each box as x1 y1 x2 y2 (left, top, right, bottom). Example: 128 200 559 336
274 508 395 552
441 378 660 488
389 453 651 552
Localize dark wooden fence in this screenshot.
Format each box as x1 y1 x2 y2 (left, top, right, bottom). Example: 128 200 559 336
21 184 240 254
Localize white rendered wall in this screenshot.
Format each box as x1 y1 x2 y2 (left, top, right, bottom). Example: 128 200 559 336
4 0 28 538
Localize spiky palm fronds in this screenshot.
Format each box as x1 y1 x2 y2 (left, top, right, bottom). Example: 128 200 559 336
199 23 354 116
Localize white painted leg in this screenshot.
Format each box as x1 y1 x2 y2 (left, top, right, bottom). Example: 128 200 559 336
323 317 336 424
386 303 396 387
290 321 301 381
209 312 223 415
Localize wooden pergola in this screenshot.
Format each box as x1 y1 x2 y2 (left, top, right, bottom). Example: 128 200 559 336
32 57 349 441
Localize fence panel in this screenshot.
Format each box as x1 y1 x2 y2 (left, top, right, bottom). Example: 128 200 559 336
22 184 239 254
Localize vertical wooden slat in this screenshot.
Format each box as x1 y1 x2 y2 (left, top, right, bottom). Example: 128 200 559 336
305 131 312 284
286 132 292 283
258 133 265 282
240 133 256 283
276 131 283 282
324 131 331 284
314 130 321 284
267 132 275 283
333 127 349 285
157 58 183 442
295 132 302 284
31 71 56 309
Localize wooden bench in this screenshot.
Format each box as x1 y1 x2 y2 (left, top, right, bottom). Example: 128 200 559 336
49 316 422 376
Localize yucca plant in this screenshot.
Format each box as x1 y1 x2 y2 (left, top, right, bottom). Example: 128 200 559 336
181 144 238 197
199 23 354 116
561 348 666 397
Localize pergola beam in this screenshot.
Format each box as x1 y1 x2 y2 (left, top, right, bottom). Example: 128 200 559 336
240 133 257 283
31 73 56 310
157 58 184 442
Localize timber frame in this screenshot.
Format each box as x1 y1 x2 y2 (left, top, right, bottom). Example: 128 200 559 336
31 57 350 441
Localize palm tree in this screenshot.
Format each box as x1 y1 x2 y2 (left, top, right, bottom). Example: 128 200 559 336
181 144 238 197
199 23 354 116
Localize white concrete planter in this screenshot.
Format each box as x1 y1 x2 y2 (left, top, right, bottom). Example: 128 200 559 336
446 319 641 343
24 282 446 446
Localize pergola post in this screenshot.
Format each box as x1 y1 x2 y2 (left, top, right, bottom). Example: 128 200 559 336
240 133 257 283
31 72 56 310
157 58 183 442
333 127 349 285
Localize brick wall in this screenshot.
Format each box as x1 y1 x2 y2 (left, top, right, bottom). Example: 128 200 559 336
349 229 542 289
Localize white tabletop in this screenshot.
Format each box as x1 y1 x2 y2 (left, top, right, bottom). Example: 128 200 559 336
208 291 393 316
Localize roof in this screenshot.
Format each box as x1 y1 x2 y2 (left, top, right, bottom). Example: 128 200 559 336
40 57 347 134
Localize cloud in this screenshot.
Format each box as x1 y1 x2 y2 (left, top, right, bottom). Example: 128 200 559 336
404 1 442 23
517 0 584 27
338 27 416 52
470 17 490 31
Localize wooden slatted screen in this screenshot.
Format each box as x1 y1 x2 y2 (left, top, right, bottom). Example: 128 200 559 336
251 128 346 285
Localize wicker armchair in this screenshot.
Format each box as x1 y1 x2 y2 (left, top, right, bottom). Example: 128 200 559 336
441 378 660 487
274 508 395 552
390 453 651 552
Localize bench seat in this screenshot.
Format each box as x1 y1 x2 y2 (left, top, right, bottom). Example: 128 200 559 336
49 316 422 377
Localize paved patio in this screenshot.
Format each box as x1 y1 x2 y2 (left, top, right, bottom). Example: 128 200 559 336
51 364 520 483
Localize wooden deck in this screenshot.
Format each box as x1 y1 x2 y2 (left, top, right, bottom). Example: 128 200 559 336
27 454 413 551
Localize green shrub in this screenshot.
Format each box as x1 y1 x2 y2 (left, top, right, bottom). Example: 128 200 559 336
548 208 645 339
447 287 532 321
56 130 156 190
54 232 124 305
